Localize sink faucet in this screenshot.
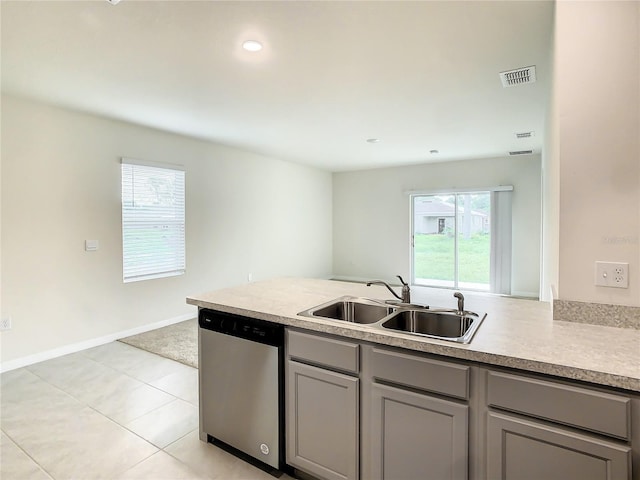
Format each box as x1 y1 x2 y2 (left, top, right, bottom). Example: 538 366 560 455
366 275 411 303
453 292 465 315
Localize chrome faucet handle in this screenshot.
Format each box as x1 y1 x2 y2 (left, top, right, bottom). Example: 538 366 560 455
396 275 411 303
453 292 465 315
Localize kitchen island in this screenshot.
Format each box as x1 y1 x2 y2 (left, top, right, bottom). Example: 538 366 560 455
187 277 640 391
188 277 640 480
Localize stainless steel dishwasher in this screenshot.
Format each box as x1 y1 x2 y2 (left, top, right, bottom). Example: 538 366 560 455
198 308 285 472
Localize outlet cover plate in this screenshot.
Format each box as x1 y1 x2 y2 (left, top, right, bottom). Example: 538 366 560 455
595 261 629 288
0 317 12 331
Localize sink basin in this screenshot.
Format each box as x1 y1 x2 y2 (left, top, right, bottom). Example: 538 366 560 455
298 296 485 343
381 309 485 343
298 296 396 324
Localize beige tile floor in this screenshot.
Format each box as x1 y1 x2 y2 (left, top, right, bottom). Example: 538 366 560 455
1 341 296 480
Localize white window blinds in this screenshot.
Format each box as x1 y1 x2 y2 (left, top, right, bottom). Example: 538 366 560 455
121 159 185 283
490 190 513 295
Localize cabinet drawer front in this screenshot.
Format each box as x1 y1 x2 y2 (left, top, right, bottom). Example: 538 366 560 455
371 346 469 399
287 329 359 373
487 371 630 440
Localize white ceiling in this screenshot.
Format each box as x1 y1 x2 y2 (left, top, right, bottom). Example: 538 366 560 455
1 1 553 172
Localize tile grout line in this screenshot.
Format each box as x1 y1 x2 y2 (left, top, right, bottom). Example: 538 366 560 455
81 342 200 407
1 427 56 479
24 354 189 426
121 396 183 437
109 444 160 479
121 397 200 450
22 362 167 454
20 354 172 474
81 341 197 390
52 344 195 435
159 428 213 479
162 426 199 452
4 343 201 479
114 428 208 480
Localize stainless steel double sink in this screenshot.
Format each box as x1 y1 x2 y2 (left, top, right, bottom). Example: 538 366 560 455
298 296 486 344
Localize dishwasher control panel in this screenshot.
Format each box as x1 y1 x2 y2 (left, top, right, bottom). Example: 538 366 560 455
199 309 284 347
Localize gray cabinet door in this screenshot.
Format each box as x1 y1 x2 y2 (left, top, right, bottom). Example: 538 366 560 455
370 383 469 480
287 360 359 480
487 412 631 480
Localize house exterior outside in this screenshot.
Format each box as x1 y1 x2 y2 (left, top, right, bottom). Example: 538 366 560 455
414 199 489 236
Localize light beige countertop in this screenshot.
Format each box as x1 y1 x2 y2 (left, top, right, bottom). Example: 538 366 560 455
187 277 640 392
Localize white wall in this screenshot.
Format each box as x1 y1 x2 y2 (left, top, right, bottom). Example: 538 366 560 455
332 156 541 298
541 3 559 303
555 1 640 307
0 95 333 365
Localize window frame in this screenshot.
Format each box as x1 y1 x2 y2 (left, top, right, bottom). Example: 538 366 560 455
121 158 186 283
408 186 512 294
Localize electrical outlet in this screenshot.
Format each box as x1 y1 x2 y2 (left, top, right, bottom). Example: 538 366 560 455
595 262 629 288
0 317 12 331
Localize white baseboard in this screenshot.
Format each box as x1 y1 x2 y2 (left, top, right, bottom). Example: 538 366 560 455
0 312 196 374
510 290 540 300
330 275 387 284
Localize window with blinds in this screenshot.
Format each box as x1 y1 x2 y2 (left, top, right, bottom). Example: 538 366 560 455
121 158 185 283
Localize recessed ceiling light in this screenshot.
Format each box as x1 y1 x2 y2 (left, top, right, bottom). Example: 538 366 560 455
242 40 263 52
366 138 380 143
105 0 121 4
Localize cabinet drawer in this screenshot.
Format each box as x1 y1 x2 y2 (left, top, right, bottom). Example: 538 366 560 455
487 371 630 440
371 346 469 400
287 329 359 374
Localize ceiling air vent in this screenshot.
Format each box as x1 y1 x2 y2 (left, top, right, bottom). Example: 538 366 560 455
500 66 536 87
515 131 534 139
509 150 534 156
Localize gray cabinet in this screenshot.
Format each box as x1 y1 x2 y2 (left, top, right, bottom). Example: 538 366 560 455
286 330 359 480
485 370 632 480
284 329 638 480
365 345 470 480
487 411 631 480
486 370 631 440
370 382 469 480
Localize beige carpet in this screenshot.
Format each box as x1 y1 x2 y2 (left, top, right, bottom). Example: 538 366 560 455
119 319 198 368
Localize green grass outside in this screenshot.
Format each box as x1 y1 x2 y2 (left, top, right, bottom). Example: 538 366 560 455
414 233 490 284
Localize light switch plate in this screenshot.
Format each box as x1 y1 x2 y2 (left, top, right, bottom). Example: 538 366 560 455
85 240 99 251
595 261 629 288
